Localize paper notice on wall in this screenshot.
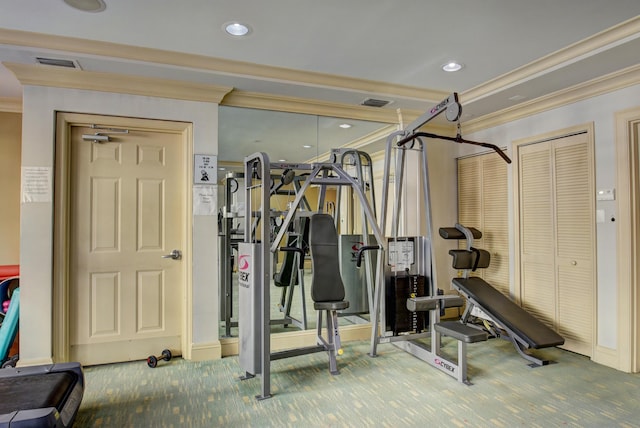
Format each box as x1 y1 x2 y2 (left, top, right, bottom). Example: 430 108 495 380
193 185 217 216
21 166 53 203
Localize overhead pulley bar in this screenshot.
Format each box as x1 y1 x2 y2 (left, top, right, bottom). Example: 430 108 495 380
396 92 511 164
396 131 512 164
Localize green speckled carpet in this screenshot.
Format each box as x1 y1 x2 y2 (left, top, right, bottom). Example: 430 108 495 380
76 339 639 427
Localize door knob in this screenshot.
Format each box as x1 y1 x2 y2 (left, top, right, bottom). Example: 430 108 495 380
162 249 182 260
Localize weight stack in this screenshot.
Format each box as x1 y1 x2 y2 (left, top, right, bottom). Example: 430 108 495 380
385 274 427 335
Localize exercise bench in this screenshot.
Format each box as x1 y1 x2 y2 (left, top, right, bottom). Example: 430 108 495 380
440 224 565 366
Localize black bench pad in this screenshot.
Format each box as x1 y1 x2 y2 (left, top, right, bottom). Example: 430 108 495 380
453 277 564 349
435 321 488 343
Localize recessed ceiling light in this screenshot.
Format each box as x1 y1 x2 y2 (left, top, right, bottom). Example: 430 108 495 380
279 159 286 162
442 61 464 72
339 123 352 129
63 0 106 12
219 167 226 171
224 22 251 37
303 145 312 148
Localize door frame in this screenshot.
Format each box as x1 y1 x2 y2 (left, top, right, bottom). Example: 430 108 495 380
615 107 640 373
53 112 193 363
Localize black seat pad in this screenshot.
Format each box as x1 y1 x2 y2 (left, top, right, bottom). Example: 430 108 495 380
314 301 350 311
453 277 564 349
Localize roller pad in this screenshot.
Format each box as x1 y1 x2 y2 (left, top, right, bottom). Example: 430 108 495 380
406 295 465 312
439 227 482 240
448 249 491 270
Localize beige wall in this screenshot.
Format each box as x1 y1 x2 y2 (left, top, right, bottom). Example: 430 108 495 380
0 111 21 265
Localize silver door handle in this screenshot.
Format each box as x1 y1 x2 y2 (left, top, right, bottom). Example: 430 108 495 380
162 249 182 260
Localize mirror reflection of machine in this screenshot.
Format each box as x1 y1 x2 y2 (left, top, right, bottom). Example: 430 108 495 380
332 149 377 318
220 150 382 337
219 167 314 337
219 172 244 337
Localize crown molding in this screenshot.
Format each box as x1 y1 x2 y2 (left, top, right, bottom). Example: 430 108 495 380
0 28 446 103
461 15 640 104
0 97 21 113
462 63 640 134
3 62 233 103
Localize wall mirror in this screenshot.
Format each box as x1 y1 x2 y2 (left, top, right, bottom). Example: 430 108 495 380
217 105 394 340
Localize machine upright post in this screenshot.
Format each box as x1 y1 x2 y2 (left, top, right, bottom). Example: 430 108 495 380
241 152 272 400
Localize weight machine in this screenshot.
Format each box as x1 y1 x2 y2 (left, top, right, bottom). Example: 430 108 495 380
369 93 510 384
238 152 385 400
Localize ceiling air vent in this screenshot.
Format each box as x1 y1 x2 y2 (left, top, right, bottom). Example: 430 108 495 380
35 57 81 69
361 98 391 108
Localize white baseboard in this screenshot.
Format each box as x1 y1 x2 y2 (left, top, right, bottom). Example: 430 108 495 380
591 344 619 370
189 341 222 361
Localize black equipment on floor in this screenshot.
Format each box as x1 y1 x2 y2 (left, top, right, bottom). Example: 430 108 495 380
0 362 84 427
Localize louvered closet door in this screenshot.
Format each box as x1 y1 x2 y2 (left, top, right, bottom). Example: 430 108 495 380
457 154 509 296
553 135 594 356
518 132 594 356
518 143 557 326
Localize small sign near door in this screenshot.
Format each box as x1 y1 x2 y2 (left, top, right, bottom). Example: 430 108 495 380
194 154 217 184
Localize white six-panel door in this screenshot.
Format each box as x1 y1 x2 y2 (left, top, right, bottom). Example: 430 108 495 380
67 116 186 365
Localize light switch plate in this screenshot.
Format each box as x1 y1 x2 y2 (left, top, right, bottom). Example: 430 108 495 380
596 189 615 201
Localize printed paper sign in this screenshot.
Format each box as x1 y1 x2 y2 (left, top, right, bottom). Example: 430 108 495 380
21 166 52 203
193 186 216 216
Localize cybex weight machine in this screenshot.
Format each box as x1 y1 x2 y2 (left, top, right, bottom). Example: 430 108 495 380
238 152 385 400
369 93 510 384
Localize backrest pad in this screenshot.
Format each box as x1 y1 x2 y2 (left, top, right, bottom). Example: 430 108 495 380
309 214 346 303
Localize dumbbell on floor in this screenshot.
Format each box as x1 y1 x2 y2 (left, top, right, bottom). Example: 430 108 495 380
147 349 172 368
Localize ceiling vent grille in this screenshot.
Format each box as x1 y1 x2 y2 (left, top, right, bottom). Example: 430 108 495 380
35 57 81 69
361 98 392 108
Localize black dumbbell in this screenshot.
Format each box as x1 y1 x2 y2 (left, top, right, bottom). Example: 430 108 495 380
147 349 172 368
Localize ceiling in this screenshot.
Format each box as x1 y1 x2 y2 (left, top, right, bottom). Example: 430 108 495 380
2 0 640 166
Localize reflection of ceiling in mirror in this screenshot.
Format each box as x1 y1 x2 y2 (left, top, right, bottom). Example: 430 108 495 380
218 107 390 168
